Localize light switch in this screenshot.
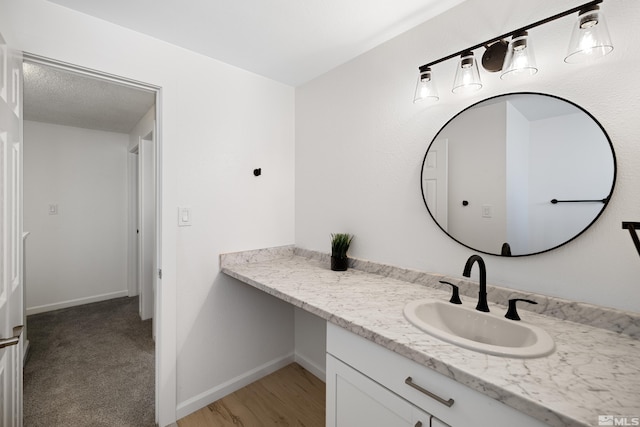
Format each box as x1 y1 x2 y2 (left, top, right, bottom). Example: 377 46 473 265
178 207 192 226
482 204 493 218
48 204 58 215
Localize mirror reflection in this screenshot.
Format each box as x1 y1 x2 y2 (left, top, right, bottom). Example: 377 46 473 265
421 93 616 256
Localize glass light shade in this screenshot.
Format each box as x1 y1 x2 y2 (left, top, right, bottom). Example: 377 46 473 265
413 67 439 103
501 32 538 79
452 52 482 94
565 6 613 63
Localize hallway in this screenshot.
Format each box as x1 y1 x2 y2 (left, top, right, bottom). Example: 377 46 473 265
24 297 155 426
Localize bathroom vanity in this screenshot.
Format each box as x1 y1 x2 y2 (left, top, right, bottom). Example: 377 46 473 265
220 246 640 427
326 323 547 426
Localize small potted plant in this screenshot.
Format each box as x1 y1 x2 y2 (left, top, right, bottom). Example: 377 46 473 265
330 233 353 271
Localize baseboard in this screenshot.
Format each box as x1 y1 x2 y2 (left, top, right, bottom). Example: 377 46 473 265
294 352 326 382
176 353 295 420
26 290 129 315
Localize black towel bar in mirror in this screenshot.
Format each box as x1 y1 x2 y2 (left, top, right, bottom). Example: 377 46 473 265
550 198 608 204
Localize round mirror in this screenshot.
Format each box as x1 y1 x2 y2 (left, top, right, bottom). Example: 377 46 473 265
421 93 616 257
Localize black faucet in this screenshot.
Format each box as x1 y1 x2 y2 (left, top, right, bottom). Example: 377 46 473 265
439 281 462 304
505 298 538 321
462 255 489 312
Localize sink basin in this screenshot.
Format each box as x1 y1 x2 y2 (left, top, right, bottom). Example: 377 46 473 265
404 298 555 358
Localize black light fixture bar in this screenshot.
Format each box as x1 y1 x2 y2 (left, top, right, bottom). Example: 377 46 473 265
419 0 603 70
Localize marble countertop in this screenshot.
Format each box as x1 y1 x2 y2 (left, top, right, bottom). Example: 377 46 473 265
220 246 640 427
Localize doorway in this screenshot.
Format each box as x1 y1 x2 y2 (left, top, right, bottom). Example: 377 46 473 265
22 54 162 424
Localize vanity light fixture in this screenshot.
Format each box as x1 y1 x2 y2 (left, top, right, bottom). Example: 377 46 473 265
501 31 538 79
413 65 439 103
452 51 482 94
565 4 613 63
413 0 612 103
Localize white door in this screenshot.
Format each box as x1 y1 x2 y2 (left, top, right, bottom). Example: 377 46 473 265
422 138 448 230
138 133 155 322
0 32 24 427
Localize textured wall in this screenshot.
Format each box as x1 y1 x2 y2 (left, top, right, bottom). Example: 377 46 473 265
296 0 640 313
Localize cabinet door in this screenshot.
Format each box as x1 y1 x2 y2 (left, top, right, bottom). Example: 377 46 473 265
327 323 549 427
327 355 430 427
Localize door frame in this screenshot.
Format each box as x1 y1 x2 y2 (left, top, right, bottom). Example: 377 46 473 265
127 147 139 298
135 132 156 323
21 53 172 425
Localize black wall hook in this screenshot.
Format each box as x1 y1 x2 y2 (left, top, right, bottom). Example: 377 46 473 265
253 168 262 176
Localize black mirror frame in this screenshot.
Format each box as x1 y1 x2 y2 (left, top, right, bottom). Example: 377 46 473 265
420 92 617 257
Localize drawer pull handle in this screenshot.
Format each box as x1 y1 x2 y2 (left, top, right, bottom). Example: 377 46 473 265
405 376 454 407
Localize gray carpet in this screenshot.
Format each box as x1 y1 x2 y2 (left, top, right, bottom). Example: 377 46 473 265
24 296 155 427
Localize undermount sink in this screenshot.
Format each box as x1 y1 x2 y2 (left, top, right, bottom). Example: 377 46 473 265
404 298 555 358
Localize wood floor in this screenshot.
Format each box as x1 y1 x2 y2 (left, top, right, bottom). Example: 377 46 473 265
177 363 325 427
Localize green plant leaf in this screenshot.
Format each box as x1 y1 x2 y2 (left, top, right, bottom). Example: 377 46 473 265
330 233 353 258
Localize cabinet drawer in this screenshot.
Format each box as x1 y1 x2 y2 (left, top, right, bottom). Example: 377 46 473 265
327 323 547 427
327 354 432 427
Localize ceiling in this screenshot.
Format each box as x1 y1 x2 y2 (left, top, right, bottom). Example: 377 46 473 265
26 0 466 133
46 0 466 86
23 61 156 134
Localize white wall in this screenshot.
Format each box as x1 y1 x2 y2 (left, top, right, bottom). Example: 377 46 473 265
505 102 530 254
440 101 507 253
296 0 640 313
1 1 296 424
528 112 614 253
294 308 326 380
129 107 155 153
23 120 129 314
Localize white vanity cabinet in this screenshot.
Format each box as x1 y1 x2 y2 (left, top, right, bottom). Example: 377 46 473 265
326 323 548 427
327 354 439 427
